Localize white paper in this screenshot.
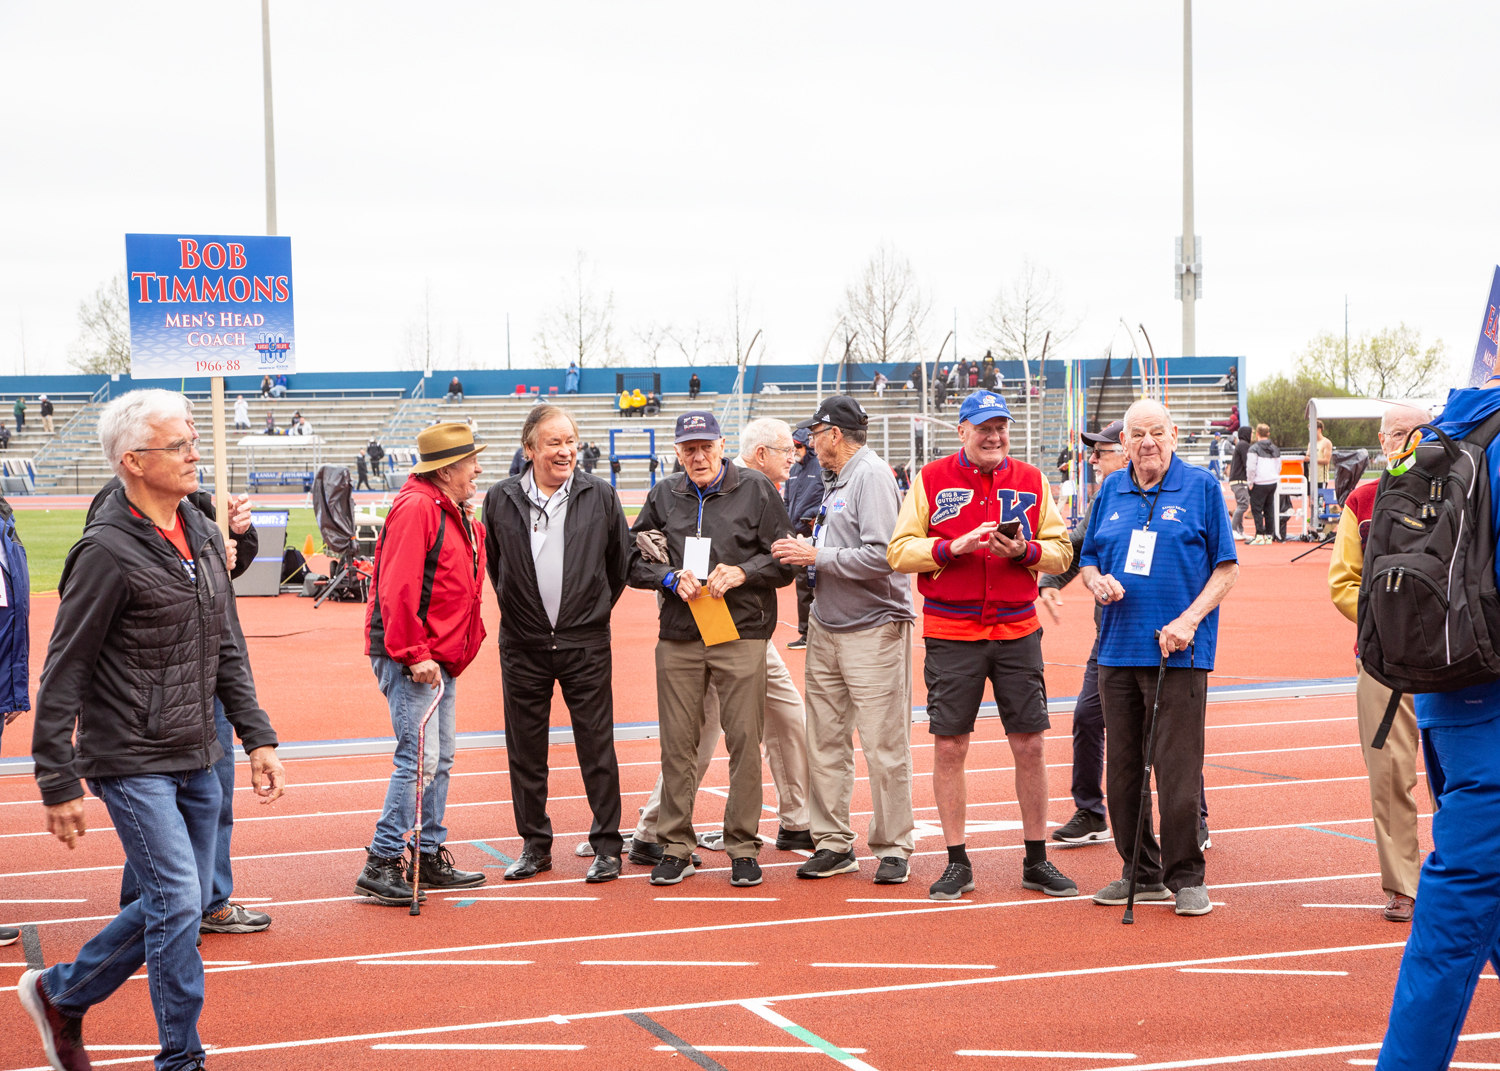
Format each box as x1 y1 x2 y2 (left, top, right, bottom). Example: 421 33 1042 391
683 536 712 580
1124 529 1157 577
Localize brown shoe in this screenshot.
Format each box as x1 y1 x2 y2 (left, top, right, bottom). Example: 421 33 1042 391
1383 894 1415 923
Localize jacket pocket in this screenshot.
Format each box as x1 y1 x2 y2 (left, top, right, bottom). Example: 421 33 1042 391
145 683 164 740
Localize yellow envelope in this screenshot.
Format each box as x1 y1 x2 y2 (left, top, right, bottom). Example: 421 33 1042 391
688 593 740 646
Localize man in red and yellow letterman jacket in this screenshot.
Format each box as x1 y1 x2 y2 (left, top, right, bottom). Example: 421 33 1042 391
889 390 1077 901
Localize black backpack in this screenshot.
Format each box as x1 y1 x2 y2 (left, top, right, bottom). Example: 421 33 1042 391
1357 412 1500 746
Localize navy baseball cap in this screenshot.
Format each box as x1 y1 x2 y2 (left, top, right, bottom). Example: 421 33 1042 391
792 418 814 446
807 395 868 432
674 410 722 443
957 390 1013 426
1081 419 1125 447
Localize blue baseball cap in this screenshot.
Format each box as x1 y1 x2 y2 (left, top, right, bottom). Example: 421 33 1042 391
957 390 1013 426
674 410 722 443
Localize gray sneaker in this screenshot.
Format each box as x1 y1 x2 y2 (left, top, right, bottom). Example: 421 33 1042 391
1091 878 1170 905
1175 885 1213 916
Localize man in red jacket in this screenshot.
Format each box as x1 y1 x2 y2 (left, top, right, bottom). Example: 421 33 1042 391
357 423 489 905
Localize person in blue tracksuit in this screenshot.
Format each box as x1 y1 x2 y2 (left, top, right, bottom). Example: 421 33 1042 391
1378 381 1500 1068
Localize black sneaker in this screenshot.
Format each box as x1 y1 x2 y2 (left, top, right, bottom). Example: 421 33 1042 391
1022 859 1079 897
1198 824 1213 851
410 846 487 890
628 838 665 866
650 855 695 886
0 926 18 947
873 857 909 884
929 862 975 900
775 827 816 851
784 637 807 651
1051 809 1109 845
730 858 763 886
355 850 425 906
200 903 272 934
796 848 860 879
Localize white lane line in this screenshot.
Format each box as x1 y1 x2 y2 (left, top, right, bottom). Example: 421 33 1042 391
1076 1043 1387 1070
372 1043 585 1051
1303 904 1385 909
845 898 964 904
201 961 252 966
581 960 759 966
0 898 85 903
1177 968 1348 976
958 1052 1137 1060
811 962 996 970
357 960 533 966
654 897 779 902
653 1045 870 1053
741 1000 880 1071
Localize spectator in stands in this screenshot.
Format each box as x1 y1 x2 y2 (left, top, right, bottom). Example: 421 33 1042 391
465 415 479 440
630 388 648 416
1247 424 1281 544
1208 403 1239 431
22 390 285 1070
1316 420 1334 489
626 410 795 887
645 390 662 416
367 439 385 470
618 389 631 418
947 364 961 391
1228 426 1252 540
263 411 276 435
689 372 701 400
888 389 1077 901
13 396 24 432
356 452 372 491
1080 398 1238 917
40 395 53 435
270 374 288 398
484 405 630 884
873 371 888 398
1327 403 1428 926
288 412 311 436
580 442 597 474
933 372 948 411
357 423 488 906
0 424 10 451
259 375 273 398
445 377 463 402
1222 365 1238 394
1208 432 1223 481
565 362 580 395
908 365 924 394
234 395 249 430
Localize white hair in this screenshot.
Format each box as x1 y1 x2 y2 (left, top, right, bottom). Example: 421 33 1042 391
739 417 793 459
98 390 194 476
1122 398 1174 436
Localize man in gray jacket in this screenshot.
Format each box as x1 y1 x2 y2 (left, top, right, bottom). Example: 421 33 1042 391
773 395 916 884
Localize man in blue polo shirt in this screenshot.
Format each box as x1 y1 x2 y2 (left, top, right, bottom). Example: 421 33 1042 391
1079 398 1238 917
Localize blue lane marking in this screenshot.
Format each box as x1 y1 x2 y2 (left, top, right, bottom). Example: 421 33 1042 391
1300 825 1376 844
471 841 515 867
454 899 478 908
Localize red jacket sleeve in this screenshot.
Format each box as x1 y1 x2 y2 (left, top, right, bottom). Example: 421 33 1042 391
375 496 439 666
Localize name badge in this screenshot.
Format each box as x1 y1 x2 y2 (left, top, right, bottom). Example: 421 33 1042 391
683 536 712 580
1124 529 1156 576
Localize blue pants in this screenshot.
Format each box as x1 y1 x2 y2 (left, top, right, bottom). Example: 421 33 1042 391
120 701 236 914
44 770 220 1071
1377 714 1500 1069
369 655 457 860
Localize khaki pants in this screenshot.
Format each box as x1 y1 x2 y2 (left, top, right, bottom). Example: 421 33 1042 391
42 414 54 434
655 637 767 860
635 640 811 840
1355 660 1422 899
805 616 915 858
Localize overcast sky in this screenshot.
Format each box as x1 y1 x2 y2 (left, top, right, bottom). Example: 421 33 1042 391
2 2 1497 384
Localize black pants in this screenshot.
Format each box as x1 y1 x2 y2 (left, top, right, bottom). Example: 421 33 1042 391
795 570 814 637
356 474 371 490
1249 483 1277 537
500 643 624 858
1099 665 1208 892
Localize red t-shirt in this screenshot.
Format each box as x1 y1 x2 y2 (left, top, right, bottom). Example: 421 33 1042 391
129 504 194 562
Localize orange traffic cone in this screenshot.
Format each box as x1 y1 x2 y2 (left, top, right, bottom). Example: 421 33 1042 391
302 533 316 556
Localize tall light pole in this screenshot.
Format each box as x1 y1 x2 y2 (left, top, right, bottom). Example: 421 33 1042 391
1176 0 1200 357
262 0 278 236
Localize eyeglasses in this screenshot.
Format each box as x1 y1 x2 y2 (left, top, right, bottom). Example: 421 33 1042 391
1090 447 1123 459
130 437 200 459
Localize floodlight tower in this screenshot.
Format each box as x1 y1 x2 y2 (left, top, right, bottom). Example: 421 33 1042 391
1176 0 1201 357
262 0 278 236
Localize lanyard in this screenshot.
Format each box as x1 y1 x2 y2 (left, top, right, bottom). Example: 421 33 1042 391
692 465 726 537
1134 473 1167 531
524 472 568 533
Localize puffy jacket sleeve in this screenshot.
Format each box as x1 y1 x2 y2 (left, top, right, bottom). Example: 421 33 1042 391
887 471 938 574
372 496 440 666
1328 505 1363 624
32 541 128 806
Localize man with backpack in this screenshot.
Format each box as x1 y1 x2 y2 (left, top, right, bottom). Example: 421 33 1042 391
1369 383 1500 1067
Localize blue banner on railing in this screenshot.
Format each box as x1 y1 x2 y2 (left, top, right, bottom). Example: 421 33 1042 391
1468 265 1500 387
125 233 295 379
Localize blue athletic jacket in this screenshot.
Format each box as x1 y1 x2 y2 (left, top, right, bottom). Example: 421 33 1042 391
0 497 30 714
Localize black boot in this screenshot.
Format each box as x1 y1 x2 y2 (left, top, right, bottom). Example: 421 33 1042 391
356 850 426 906
408 846 486 890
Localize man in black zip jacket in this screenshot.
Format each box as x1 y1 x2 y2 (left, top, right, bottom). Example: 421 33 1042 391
482 404 631 883
20 390 285 1071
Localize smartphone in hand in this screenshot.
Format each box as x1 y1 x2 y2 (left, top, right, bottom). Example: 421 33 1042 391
994 520 1022 539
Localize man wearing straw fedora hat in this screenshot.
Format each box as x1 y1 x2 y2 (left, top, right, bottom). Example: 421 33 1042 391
356 422 490 905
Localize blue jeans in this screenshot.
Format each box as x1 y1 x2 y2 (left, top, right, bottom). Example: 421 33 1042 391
1378 714 1500 1069
120 702 237 914
43 770 219 1071
369 655 457 860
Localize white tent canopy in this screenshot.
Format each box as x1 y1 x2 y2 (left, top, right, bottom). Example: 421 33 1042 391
1302 397 1443 528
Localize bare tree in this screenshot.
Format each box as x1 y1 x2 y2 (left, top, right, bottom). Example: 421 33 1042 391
69 272 132 374
975 260 1079 374
668 320 722 367
535 251 620 368
835 244 929 374
1296 324 1450 399
397 283 474 372
633 321 674 367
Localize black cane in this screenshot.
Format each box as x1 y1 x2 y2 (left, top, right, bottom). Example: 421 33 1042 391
1123 630 1171 925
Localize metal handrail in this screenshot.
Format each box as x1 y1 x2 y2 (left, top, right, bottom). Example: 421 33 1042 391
410 377 426 400
32 381 109 471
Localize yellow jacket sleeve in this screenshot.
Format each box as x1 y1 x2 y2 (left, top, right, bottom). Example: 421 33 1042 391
887 470 938 574
1031 484 1073 576
1328 505 1362 624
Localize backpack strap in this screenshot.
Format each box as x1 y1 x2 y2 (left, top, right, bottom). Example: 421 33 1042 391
1370 689 1402 750
416 511 447 624
1462 408 1500 448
